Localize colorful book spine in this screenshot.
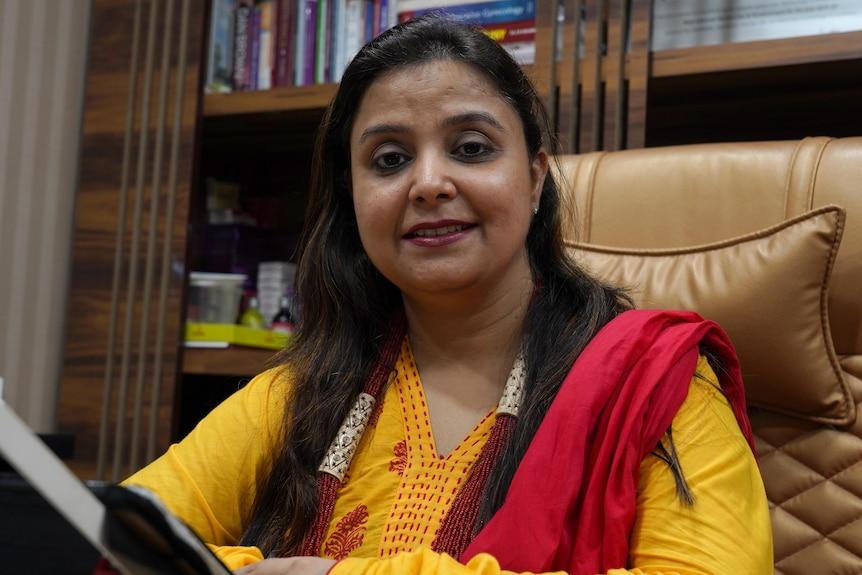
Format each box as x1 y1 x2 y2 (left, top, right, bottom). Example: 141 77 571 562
257 0 275 90
206 0 237 93
364 0 374 42
375 0 389 37
231 0 254 91
248 4 261 90
302 0 319 85
343 0 365 73
274 0 296 86
397 0 536 27
329 0 347 82
293 0 307 85
397 0 536 64
315 0 331 83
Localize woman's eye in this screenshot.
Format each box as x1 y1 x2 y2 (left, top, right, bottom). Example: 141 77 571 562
455 140 492 160
373 152 407 170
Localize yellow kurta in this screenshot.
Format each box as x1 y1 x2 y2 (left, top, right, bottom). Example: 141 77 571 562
125 338 772 574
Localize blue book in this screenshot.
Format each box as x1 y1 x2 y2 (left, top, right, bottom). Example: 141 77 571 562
398 0 535 26
206 0 236 93
248 4 261 90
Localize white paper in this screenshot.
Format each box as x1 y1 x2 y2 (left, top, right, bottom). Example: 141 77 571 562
0 397 155 574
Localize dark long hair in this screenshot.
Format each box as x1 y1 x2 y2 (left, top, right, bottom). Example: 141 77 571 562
240 15 632 556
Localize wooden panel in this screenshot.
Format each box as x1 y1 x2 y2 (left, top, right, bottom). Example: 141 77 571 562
625 0 650 149
577 0 604 152
58 0 206 481
601 0 626 150
531 0 558 142
552 0 582 152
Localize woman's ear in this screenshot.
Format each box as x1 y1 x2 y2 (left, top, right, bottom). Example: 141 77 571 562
530 149 549 209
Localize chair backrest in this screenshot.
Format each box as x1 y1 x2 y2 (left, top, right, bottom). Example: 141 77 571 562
554 136 862 574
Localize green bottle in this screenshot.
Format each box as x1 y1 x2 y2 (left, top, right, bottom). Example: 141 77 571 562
240 295 265 329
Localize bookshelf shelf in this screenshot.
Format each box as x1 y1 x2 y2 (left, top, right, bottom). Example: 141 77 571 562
203 83 338 116
651 31 862 78
182 346 276 377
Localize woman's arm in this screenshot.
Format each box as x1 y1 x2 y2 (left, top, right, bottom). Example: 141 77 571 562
122 368 289 562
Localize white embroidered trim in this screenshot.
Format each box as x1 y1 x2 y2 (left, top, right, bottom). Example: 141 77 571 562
318 392 376 481
319 352 525 480
497 351 525 417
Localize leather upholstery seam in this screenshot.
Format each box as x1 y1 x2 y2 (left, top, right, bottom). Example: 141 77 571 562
784 136 830 219
775 501 862 565
772 459 862 563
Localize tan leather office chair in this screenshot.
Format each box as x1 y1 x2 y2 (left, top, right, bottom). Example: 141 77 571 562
555 136 862 574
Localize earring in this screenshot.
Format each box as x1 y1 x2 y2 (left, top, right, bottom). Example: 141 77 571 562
531 203 539 215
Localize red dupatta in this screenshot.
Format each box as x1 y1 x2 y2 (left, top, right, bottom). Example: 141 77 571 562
462 309 755 574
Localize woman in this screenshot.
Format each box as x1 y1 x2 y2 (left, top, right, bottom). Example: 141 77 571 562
123 15 772 575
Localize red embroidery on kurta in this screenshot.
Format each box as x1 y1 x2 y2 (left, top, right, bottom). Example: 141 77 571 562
389 440 408 475
323 504 369 560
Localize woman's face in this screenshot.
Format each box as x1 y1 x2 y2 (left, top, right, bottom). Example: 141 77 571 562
349 60 547 304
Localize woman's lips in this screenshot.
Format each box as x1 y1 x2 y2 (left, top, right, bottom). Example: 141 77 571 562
404 222 476 247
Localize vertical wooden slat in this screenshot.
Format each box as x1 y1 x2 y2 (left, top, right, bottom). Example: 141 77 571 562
626 0 651 149
149 0 193 465
553 0 583 153
59 0 205 480
552 0 652 152
577 0 605 152
532 0 559 144
96 0 143 481
128 0 178 474
111 0 159 483
602 0 627 150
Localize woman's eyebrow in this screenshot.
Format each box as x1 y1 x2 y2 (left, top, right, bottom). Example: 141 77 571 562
358 124 408 144
357 111 506 144
442 112 507 132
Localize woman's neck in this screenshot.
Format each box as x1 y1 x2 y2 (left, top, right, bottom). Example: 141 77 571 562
402 278 534 456
403 275 534 365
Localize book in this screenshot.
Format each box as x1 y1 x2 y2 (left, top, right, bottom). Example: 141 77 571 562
248 3 261 90
205 0 237 93
303 0 320 85
397 0 536 64
315 0 332 83
0 387 231 575
274 0 297 86
231 0 255 90
329 0 348 81
342 0 366 74
294 0 319 85
258 0 275 90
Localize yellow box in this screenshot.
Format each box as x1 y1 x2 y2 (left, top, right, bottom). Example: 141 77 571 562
184 322 289 350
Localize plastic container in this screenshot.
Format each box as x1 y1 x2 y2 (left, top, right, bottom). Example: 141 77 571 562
186 272 247 324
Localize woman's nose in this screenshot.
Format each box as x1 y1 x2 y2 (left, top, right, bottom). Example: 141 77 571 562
407 152 457 205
